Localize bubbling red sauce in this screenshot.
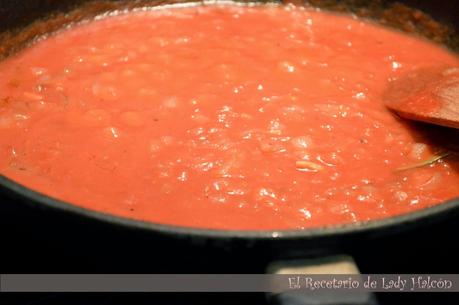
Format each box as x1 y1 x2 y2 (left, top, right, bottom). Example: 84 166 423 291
0 4 458 230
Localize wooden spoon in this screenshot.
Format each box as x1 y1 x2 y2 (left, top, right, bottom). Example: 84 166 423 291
384 66 459 129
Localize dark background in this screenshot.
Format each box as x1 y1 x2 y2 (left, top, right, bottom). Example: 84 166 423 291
1 210 458 305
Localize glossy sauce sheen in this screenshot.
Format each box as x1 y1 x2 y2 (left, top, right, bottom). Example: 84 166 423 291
0 4 458 230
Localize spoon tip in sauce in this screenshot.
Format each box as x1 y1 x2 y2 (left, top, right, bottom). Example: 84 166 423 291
384 66 459 129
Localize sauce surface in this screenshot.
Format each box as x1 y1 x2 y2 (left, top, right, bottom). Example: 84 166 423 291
0 4 458 230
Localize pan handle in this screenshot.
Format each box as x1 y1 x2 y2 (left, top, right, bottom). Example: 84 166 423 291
266 255 379 305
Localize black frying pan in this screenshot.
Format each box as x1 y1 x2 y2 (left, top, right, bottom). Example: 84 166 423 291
0 1 458 304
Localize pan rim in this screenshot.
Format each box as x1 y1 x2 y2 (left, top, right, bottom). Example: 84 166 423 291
1 174 458 240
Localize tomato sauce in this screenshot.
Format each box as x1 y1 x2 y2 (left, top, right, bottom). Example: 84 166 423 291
0 3 458 230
